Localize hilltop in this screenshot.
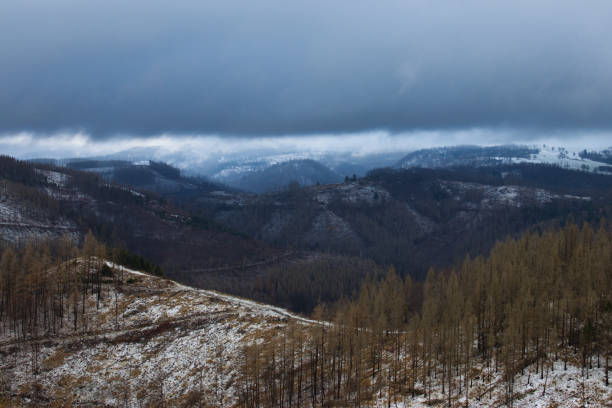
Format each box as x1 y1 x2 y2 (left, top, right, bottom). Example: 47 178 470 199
396 144 612 174
0 260 313 407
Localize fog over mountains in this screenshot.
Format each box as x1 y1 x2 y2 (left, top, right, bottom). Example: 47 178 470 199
28 144 612 194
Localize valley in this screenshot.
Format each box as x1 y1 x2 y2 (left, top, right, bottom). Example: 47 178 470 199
4 151 612 313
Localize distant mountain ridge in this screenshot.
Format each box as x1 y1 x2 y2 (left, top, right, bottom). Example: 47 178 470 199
396 145 537 168
35 157 345 194
231 159 343 193
29 147 403 187
29 158 225 196
0 155 279 274
396 144 612 174
29 154 399 194
208 163 612 281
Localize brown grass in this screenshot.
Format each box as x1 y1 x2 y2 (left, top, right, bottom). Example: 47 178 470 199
178 304 191 317
93 353 106 361
56 374 75 388
43 349 68 370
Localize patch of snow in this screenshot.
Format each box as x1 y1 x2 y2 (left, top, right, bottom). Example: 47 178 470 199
337 183 390 204
512 144 611 174
35 169 69 187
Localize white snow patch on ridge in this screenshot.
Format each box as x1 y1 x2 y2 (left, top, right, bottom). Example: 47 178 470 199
35 168 69 186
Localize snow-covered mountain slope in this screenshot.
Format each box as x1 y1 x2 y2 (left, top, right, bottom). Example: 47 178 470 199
370 361 610 408
0 176 79 244
2 262 609 407
396 144 612 174
0 261 315 407
1 156 282 278
514 145 612 172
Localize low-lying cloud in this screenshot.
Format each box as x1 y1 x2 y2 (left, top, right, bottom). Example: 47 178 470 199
2 130 610 163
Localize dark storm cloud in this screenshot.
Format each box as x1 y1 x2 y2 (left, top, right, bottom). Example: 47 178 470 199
1 0 611 138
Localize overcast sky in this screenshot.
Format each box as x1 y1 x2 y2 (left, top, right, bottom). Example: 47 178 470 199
1 0 611 157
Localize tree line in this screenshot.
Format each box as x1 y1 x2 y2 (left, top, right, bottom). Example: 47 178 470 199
238 221 612 407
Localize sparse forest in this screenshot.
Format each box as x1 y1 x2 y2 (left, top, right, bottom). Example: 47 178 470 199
238 221 612 407
0 232 162 340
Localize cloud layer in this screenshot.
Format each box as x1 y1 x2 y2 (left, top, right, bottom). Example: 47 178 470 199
3 129 610 162
1 1 612 138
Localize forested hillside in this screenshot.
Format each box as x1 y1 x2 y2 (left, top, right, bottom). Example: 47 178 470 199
0 155 282 283
208 164 612 284
0 222 610 406
0 231 164 340
231 159 343 193
3 154 612 318
0 235 313 407
238 222 612 407
2 155 389 315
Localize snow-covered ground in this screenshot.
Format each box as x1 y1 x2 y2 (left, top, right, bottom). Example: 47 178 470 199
441 180 591 210
512 145 610 173
0 185 79 243
396 144 612 175
1 263 608 407
35 169 69 187
0 262 316 407
371 360 609 408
